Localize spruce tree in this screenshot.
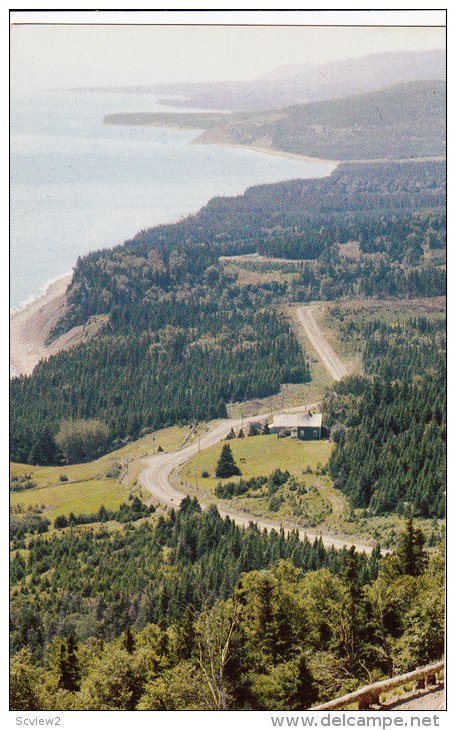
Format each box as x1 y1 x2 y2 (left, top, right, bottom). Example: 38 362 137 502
58 633 80 692
215 444 241 478
124 627 135 654
395 518 427 576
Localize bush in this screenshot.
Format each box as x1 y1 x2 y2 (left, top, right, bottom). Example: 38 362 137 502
55 418 110 464
201 471 209 478
59 475 69 482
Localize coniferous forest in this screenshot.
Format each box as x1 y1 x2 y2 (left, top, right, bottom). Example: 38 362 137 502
325 317 446 518
10 161 445 464
10 153 446 711
10 501 444 710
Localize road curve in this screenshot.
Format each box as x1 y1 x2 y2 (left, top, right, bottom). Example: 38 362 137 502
296 306 348 381
139 413 374 554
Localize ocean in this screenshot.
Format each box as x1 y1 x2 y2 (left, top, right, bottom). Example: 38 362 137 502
10 89 335 310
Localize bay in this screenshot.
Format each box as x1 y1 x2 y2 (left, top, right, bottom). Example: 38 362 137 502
10 89 335 310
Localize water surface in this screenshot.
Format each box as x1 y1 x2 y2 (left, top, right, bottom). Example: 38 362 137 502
11 90 335 309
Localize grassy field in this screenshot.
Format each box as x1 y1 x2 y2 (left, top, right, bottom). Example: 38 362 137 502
10 424 203 520
178 432 444 547
178 435 342 528
181 435 333 487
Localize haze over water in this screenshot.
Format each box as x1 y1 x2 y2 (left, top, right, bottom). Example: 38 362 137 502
10 89 335 310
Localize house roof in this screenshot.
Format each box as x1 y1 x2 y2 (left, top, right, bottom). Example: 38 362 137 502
271 412 323 429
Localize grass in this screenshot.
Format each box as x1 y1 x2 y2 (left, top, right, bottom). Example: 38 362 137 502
178 435 342 528
10 424 204 520
178 433 444 547
181 434 333 488
10 479 127 520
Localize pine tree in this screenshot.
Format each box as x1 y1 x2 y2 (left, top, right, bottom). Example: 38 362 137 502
215 444 241 479
58 633 80 692
124 627 135 654
394 519 427 576
27 427 58 466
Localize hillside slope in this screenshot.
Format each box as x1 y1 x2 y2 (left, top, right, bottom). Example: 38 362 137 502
196 81 445 160
82 49 445 112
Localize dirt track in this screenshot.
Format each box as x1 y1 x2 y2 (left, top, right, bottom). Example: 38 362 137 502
295 306 348 381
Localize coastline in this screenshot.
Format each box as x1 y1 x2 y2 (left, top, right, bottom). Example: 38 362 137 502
10 274 72 377
192 137 340 167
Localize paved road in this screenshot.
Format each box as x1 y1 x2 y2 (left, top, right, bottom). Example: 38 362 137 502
140 410 374 554
385 687 445 711
296 306 348 381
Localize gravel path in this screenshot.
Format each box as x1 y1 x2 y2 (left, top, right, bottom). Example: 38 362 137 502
296 306 348 381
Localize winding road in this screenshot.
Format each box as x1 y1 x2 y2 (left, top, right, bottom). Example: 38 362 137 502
139 305 372 552
139 407 374 554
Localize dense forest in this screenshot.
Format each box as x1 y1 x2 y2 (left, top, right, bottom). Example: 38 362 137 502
50 159 445 336
10 500 443 710
11 286 308 464
324 316 446 518
10 160 446 465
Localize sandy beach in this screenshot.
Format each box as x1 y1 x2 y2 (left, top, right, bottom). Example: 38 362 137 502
200 140 339 166
10 274 72 377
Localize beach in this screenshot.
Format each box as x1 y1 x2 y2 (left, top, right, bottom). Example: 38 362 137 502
10 274 72 377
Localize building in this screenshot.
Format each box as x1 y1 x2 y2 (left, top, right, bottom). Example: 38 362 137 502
269 412 324 440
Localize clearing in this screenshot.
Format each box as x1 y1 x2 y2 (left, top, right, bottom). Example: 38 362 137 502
10 424 203 520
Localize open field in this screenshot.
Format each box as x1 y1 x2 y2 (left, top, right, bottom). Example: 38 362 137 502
10 424 204 519
180 434 333 488
178 435 341 528
177 432 444 548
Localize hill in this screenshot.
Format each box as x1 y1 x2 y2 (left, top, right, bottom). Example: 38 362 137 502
10 160 445 466
80 49 445 112
196 80 445 160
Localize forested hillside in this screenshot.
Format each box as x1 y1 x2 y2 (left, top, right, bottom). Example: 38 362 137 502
10 500 444 710
10 160 446 465
324 316 446 518
51 160 445 336
11 285 308 464
197 81 445 160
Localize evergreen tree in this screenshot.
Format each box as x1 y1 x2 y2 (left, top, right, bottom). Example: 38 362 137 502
394 519 427 576
27 427 58 466
57 633 80 692
124 627 135 654
215 444 241 479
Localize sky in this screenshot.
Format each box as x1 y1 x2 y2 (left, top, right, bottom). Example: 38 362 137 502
10 23 446 92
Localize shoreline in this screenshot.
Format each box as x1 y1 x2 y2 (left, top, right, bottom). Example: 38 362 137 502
10 273 72 377
192 137 340 166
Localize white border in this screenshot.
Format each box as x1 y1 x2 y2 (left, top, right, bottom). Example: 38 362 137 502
4 5 450 728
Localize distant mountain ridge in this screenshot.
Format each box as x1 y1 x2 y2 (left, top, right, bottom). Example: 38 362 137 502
76 49 445 111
